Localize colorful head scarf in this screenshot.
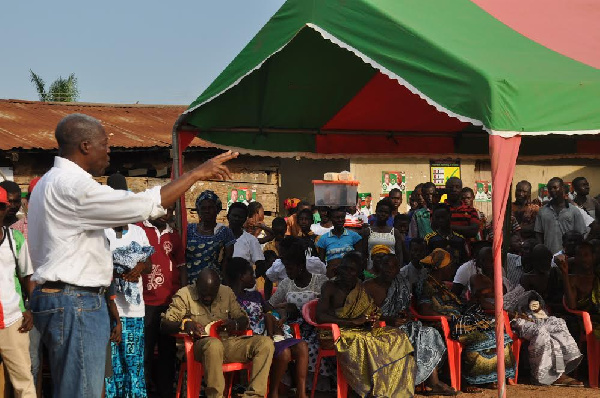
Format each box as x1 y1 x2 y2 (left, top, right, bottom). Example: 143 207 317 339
195 190 223 213
420 248 451 270
371 244 391 256
284 198 301 211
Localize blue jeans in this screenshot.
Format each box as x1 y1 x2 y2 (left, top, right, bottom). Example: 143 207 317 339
31 285 110 398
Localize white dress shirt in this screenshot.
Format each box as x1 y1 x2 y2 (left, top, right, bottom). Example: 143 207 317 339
28 157 166 287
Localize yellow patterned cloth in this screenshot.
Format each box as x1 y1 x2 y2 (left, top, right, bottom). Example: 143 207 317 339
334 284 416 397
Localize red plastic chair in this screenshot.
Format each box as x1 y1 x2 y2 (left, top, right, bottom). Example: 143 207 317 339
409 302 463 391
301 299 348 398
175 320 255 398
563 296 600 388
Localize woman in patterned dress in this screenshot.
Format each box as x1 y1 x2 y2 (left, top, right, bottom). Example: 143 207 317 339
185 190 236 284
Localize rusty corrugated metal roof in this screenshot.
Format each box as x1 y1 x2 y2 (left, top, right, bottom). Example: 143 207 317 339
0 99 187 150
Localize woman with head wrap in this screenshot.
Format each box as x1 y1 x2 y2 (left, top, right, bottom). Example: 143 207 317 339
415 249 516 393
186 190 236 284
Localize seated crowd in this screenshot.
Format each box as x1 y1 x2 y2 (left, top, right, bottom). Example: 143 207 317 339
3 173 600 398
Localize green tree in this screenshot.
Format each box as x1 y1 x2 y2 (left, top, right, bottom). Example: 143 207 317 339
29 70 79 102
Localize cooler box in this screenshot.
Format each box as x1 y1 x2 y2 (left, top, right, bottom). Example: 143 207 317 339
313 180 359 207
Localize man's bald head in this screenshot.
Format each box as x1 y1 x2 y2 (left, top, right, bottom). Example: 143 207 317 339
55 114 110 176
55 114 103 154
196 269 221 306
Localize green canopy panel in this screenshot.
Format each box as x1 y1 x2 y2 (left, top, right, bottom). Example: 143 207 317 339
178 0 600 157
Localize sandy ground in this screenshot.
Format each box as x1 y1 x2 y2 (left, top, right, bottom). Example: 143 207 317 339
311 384 599 397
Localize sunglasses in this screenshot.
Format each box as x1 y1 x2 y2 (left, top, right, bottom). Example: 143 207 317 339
0 203 7 211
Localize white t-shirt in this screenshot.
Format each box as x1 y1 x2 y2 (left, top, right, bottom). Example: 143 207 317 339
266 257 327 283
0 230 33 328
453 258 509 296
105 224 150 318
233 231 265 265
310 223 333 236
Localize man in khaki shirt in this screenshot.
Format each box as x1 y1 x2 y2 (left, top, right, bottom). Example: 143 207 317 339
161 269 274 398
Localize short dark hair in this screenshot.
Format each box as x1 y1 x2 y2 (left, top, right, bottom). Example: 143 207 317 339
422 182 436 191
432 203 451 215
376 198 394 212
394 213 411 223
272 217 287 230
572 177 587 187
297 208 313 219
461 187 475 196
516 180 532 190
0 180 21 195
106 173 127 191
281 237 306 267
341 251 363 271
547 177 564 187
414 183 424 191
228 202 249 218
226 257 253 283
247 201 263 217
389 188 402 196
445 177 462 188
327 207 346 217
409 237 425 249
562 231 583 245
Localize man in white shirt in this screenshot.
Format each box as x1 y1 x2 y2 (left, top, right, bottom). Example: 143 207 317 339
228 202 265 276
27 114 237 398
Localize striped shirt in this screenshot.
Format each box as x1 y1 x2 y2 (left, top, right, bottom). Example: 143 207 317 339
447 202 480 228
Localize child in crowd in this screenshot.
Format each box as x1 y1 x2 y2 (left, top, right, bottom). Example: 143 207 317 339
296 208 319 257
228 257 309 398
316 207 363 277
263 217 287 257
310 206 333 236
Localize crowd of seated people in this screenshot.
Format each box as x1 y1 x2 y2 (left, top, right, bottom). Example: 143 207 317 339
6 174 600 398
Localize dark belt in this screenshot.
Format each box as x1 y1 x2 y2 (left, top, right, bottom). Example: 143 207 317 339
41 281 108 295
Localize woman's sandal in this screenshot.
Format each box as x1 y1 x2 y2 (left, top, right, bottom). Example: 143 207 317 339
422 382 458 396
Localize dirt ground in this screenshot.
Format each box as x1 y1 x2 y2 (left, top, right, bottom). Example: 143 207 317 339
311 384 599 397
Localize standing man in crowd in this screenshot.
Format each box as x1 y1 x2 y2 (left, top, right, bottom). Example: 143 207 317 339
139 204 185 398
0 181 23 228
512 180 540 239
0 186 36 397
444 177 479 239
228 202 266 280
27 113 238 398
572 176 600 222
535 177 587 254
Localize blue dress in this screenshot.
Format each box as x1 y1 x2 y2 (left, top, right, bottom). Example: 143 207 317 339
186 223 236 284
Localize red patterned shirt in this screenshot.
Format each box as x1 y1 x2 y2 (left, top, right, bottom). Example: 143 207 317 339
138 221 185 306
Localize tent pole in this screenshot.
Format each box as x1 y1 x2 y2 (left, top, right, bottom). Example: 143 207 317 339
171 116 184 234
489 134 521 398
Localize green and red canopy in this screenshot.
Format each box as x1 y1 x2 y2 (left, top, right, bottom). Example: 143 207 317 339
176 0 600 157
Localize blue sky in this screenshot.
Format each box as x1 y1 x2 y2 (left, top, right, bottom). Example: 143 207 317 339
0 1 286 105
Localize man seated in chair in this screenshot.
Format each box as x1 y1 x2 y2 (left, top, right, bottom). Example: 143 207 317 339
161 268 274 398
316 251 416 398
